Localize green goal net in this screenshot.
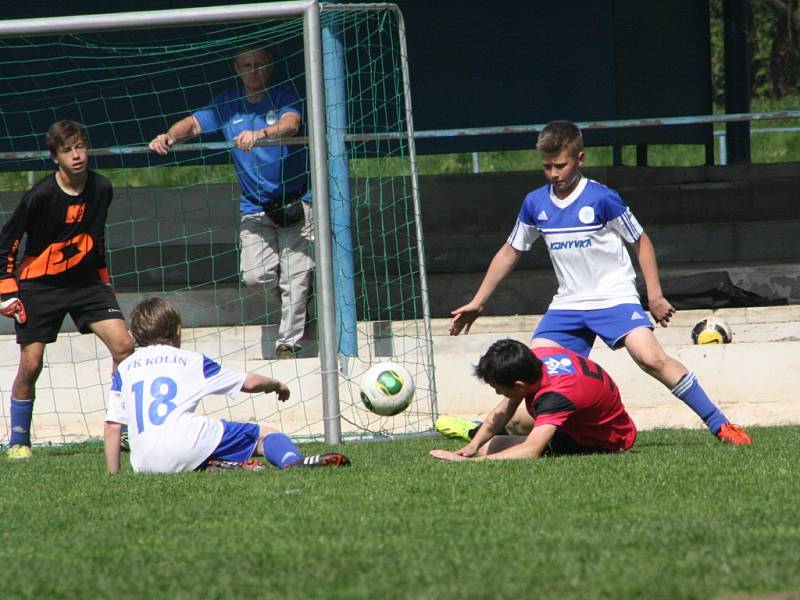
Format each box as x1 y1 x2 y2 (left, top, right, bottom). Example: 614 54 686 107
0 3 436 446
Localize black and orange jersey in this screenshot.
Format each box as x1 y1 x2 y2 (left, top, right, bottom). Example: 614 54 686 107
0 171 113 295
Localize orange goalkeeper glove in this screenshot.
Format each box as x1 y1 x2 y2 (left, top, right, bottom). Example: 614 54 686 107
0 297 27 324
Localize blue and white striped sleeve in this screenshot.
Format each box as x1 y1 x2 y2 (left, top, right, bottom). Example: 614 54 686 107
608 207 643 244
201 355 247 399
507 192 542 251
604 190 643 244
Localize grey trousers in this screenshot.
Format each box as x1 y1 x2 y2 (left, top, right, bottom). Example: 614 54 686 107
239 202 314 349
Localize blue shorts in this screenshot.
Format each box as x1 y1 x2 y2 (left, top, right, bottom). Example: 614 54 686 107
206 420 260 463
533 303 653 356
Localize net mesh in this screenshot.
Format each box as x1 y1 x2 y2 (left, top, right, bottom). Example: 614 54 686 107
0 5 435 445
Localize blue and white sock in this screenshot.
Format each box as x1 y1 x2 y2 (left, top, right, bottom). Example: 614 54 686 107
9 397 33 447
671 372 728 434
262 432 303 469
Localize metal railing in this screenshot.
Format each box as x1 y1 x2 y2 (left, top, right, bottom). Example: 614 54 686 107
715 126 800 166
5 110 798 170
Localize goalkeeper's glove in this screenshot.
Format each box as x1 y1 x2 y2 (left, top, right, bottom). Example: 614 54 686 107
0 296 27 324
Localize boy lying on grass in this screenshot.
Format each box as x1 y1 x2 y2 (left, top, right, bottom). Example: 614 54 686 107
431 339 636 461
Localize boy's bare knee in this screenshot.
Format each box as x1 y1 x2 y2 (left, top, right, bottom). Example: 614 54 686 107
112 337 135 363
634 352 671 377
17 363 42 384
19 349 44 371
260 423 281 438
506 414 533 436
506 403 534 436
16 355 44 389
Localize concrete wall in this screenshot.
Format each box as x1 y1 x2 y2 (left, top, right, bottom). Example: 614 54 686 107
431 305 800 433
3 306 799 444
420 163 800 315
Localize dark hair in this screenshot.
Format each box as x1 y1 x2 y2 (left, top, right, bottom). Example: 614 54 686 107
536 120 583 157
129 297 182 347
46 120 89 156
474 339 543 388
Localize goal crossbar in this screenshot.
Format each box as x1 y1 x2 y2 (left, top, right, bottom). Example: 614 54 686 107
0 2 315 37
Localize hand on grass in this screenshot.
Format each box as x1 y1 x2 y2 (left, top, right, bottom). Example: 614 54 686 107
429 449 470 462
455 443 479 458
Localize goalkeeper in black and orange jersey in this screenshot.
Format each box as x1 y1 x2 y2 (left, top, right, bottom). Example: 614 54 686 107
0 120 134 460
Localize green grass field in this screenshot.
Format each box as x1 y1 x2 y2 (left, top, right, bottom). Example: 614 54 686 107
2 426 799 599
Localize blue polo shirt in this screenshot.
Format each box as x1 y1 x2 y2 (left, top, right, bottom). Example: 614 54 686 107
193 83 308 215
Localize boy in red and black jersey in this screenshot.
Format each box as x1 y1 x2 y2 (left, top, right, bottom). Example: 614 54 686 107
430 338 636 462
0 120 134 460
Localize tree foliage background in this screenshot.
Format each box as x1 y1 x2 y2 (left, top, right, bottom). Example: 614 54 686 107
710 0 800 102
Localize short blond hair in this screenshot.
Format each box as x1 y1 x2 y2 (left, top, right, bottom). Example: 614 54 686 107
130 297 181 347
536 120 584 157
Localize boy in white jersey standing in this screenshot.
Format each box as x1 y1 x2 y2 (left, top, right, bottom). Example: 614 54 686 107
104 298 350 473
444 120 751 445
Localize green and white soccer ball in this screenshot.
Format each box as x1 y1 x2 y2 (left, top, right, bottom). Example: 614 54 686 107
691 315 733 344
359 361 415 416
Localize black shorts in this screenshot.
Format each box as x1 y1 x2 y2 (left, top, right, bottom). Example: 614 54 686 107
544 430 614 457
15 281 124 344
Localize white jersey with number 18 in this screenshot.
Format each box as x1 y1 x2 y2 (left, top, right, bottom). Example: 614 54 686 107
106 345 246 473
507 176 644 310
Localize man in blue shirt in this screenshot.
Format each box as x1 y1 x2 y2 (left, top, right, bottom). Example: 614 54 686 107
149 44 312 359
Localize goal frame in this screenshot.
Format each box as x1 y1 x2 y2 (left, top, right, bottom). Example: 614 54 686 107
0 0 436 445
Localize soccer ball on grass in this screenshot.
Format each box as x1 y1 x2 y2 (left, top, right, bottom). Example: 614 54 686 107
691 316 733 344
359 361 415 416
